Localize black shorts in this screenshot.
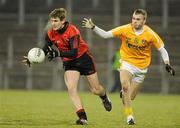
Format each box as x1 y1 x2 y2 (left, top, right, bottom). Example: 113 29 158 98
63 52 96 75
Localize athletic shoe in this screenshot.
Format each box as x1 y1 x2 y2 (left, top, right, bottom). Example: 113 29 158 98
102 97 112 111
127 116 135 125
76 118 88 125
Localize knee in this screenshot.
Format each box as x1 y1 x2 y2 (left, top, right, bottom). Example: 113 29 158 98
66 85 77 94
122 86 129 93
121 80 130 93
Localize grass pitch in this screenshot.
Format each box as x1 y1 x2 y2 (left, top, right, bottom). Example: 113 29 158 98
0 90 180 128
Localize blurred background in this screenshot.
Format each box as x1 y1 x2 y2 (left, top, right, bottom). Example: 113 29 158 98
0 0 179 94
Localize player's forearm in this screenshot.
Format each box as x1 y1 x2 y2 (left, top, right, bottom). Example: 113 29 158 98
159 47 170 64
60 35 78 57
93 26 113 38
42 41 53 55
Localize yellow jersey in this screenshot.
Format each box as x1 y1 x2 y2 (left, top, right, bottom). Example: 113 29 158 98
111 24 164 69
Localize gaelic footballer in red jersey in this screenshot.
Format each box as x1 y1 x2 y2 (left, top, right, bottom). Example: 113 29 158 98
22 8 112 125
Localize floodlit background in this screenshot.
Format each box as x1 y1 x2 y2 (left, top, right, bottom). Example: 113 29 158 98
0 0 180 94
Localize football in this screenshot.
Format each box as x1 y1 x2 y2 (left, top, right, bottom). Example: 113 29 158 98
27 47 45 64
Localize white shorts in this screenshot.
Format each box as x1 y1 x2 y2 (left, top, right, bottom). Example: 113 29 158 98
120 61 148 83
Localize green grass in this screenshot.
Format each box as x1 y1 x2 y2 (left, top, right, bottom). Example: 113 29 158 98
0 90 180 128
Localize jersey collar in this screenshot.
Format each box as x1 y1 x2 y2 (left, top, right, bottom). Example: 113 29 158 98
57 21 69 35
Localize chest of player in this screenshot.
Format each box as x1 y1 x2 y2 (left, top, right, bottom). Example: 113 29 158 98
123 33 152 50
50 32 71 50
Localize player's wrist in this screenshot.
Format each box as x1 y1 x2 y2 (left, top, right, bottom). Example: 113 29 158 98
91 25 95 30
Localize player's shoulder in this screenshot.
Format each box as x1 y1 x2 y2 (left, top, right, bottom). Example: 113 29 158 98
144 25 161 39
144 25 155 33
68 23 80 34
68 23 78 30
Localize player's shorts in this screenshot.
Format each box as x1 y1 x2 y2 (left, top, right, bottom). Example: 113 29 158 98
63 52 96 75
120 61 148 83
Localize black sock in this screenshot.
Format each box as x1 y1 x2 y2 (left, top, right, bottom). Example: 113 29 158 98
76 109 87 120
99 93 107 100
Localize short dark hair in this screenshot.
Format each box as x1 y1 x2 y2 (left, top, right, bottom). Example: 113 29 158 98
49 8 67 21
133 9 147 20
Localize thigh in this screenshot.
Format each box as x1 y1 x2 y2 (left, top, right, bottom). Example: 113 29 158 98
64 70 80 90
120 69 133 86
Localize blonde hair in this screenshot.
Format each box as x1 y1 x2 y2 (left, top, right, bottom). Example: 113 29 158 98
133 9 147 20
49 8 67 21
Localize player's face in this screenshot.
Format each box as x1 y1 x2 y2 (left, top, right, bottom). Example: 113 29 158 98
50 17 65 30
131 13 146 30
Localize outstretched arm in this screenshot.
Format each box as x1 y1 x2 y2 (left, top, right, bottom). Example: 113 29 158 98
159 47 175 76
82 18 113 38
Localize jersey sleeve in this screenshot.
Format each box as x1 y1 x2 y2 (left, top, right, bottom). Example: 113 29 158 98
42 34 53 55
150 30 164 50
68 25 80 49
59 35 79 57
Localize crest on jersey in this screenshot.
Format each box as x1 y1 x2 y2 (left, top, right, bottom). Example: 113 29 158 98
134 38 138 44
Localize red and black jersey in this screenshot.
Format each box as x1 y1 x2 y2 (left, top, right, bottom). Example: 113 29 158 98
45 22 88 62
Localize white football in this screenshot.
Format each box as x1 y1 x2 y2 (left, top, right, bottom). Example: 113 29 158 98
28 48 45 64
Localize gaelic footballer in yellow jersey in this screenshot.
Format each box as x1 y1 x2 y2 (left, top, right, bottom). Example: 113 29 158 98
82 8 175 125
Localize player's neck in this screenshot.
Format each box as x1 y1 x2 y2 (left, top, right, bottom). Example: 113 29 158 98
134 28 144 36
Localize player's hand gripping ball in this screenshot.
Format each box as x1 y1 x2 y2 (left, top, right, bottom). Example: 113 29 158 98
28 48 45 64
